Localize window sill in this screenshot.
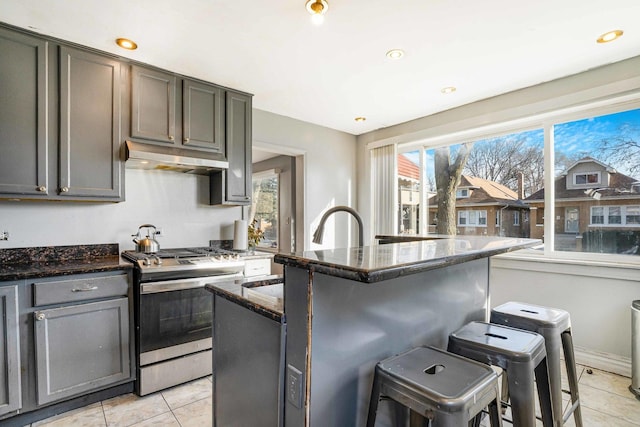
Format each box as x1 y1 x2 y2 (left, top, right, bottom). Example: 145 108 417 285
492 248 640 281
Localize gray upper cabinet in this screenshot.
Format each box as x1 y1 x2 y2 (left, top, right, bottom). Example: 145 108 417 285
210 90 252 205
131 66 176 144
131 65 225 153
182 79 224 153
0 26 124 202
0 285 21 418
0 28 48 197
59 46 123 200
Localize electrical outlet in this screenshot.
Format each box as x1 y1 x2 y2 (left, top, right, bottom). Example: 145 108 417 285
287 365 303 408
0 231 8 241
155 227 163 237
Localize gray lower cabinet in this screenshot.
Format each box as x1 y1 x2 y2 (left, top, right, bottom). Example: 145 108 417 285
131 65 225 154
33 297 130 405
210 90 253 205
0 25 124 201
0 285 21 418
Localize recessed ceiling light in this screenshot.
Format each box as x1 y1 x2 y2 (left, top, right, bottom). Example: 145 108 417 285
305 0 329 25
386 49 404 60
441 86 457 94
116 38 138 50
596 30 623 43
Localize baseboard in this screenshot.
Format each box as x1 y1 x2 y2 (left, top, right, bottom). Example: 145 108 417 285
573 345 632 378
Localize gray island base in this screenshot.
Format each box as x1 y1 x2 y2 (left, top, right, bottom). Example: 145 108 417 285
275 236 538 427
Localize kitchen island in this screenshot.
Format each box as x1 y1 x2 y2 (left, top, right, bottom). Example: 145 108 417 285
274 236 538 427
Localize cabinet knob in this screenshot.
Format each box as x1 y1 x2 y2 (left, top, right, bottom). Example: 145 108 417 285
168 135 175 141
60 187 69 193
35 312 46 321
184 137 190 143
37 186 47 192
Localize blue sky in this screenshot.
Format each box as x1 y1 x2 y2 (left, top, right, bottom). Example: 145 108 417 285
402 108 640 177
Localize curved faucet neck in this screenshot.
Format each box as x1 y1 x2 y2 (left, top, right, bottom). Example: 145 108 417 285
313 206 364 247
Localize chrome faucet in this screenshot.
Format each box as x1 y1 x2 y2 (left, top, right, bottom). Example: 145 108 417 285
312 206 364 247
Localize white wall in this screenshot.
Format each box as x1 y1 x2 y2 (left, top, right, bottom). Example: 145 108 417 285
0 169 242 250
491 256 639 376
253 109 358 250
0 109 357 252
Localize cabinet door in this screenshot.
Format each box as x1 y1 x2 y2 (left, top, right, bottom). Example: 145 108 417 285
59 46 123 200
183 79 224 153
0 28 49 197
0 285 21 417
211 91 252 205
34 298 130 405
131 66 176 144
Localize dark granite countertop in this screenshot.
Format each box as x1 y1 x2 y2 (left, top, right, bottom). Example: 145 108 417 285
0 244 132 281
205 275 284 323
274 236 540 283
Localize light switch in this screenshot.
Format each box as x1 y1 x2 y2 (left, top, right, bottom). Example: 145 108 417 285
287 364 303 408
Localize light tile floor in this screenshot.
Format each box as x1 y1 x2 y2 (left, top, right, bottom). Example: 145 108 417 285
28 365 640 426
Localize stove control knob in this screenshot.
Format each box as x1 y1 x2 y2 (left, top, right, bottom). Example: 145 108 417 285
142 258 151 266
154 258 162 265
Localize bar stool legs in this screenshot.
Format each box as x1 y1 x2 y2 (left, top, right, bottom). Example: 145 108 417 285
491 302 583 427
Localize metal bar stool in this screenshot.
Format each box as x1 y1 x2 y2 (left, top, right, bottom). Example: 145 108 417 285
366 346 503 427
491 302 582 426
448 321 555 427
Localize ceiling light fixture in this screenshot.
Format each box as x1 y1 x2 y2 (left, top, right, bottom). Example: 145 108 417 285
116 38 138 50
386 49 404 60
441 86 457 94
305 0 329 25
596 30 623 43
354 117 366 122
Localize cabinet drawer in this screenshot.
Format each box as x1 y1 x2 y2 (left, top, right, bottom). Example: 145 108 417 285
33 273 129 306
244 258 271 278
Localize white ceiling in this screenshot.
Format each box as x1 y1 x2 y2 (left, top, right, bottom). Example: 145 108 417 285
2 0 638 136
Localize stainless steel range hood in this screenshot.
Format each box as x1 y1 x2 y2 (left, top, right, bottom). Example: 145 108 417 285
125 140 229 175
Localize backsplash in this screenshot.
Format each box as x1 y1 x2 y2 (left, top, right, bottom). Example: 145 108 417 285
0 169 242 250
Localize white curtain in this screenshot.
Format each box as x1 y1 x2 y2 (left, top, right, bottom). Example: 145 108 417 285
370 144 397 235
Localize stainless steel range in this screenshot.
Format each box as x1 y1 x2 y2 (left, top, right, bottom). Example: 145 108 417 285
122 247 245 396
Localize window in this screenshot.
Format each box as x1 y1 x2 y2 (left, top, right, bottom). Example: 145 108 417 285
456 188 470 198
555 107 640 254
251 170 279 249
391 104 639 257
590 205 640 226
458 210 487 227
573 172 600 186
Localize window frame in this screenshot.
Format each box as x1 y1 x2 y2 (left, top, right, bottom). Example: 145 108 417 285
590 205 640 227
573 171 601 186
394 92 640 263
458 210 487 227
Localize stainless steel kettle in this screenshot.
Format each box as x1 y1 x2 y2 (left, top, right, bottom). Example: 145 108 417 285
132 224 160 253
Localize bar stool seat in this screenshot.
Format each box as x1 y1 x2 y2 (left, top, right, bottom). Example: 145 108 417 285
366 346 503 427
491 301 582 426
448 321 555 427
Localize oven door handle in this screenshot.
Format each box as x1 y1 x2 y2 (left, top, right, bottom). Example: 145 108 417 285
140 274 242 294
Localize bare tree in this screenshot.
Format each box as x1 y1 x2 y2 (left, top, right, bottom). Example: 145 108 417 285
597 128 640 177
435 143 473 235
464 137 544 197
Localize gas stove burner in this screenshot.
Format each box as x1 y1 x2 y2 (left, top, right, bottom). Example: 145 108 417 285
121 246 245 278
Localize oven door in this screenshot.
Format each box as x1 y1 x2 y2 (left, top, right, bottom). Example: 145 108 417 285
138 274 241 366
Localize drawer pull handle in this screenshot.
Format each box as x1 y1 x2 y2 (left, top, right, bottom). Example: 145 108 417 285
35 312 46 321
72 286 99 292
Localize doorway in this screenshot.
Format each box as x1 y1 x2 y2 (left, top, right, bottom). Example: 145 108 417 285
565 207 579 233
